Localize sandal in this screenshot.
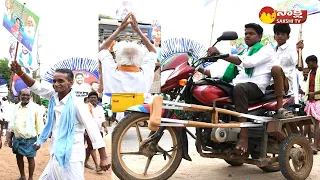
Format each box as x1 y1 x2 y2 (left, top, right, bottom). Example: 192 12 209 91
96 167 103 173
274 108 294 119
85 164 94 170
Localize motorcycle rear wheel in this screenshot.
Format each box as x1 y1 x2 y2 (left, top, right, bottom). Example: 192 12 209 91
112 112 183 180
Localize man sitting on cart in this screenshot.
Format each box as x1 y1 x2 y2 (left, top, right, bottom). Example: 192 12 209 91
207 23 275 154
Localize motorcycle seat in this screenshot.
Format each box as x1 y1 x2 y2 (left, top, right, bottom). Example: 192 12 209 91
248 90 275 105
194 78 291 105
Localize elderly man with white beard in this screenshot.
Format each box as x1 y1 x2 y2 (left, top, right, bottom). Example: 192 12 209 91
98 13 157 93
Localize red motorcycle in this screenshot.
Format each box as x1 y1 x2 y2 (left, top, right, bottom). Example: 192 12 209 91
112 31 313 180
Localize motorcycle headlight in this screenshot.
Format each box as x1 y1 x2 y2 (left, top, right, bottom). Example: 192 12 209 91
161 69 175 87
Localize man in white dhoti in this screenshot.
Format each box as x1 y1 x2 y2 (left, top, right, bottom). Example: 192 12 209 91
10 61 110 180
98 13 157 93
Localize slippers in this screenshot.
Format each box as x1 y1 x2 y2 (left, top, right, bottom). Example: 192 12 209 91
96 167 103 173
274 108 294 119
16 178 26 180
85 164 94 170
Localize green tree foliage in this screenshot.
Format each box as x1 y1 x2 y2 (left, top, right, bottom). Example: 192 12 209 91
99 14 112 19
0 58 11 86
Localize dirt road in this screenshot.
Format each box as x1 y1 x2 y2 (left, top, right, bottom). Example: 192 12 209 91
111 126 320 180
0 135 111 180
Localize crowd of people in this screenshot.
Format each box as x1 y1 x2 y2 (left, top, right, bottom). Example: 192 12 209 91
0 12 161 180
1 10 320 179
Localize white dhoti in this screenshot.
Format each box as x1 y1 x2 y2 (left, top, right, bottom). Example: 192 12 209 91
39 155 84 180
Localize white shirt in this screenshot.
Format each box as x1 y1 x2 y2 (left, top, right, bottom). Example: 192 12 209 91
0 100 10 122
39 105 46 116
89 103 105 133
30 82 106 162
98 49 156 93
272 43 298 95
233 45 275 93
72 83 92 97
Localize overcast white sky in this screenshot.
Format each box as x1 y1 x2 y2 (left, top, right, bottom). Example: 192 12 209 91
0 0 319 76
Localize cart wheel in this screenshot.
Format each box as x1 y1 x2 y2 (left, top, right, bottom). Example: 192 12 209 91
225 160 243 166
279 134 313 180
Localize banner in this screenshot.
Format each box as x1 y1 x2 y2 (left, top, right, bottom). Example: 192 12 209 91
277 0 320 15
230 35 277 55
3 0 40 52
152 20 161 47
72 70 99 98
43 57 100 99
8 39 38 76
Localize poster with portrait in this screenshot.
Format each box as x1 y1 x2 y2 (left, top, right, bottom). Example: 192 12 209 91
8 39 38 76
230 35 277 55
72 70 100 98
3 0 40 52
152 20 161 48
43 57 100 99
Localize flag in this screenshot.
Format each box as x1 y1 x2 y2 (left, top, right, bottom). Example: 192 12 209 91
204 0 215 7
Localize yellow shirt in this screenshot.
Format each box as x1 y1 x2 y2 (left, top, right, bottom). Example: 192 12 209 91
12 102 44 139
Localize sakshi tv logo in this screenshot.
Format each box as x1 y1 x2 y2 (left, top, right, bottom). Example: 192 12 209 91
259 6 307 24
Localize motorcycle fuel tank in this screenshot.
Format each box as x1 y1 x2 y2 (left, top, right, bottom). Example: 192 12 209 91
162 54 189 71
161 54 195 92
192 85 228 105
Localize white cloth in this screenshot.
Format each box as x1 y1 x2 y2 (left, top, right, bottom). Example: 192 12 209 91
292 71 300 104
39 155 85 180
272 43 298 95
6 103 16 132
206 60 231 79
233 45 275 93
98 49 157 93
30 82 106 179
40 105 46 116
89 103 105 133
0 100 10 122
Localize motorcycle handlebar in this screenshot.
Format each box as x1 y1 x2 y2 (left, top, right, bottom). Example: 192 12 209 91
199 54 229 62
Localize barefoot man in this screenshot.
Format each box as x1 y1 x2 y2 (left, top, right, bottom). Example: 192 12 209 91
7 88 44 180
207 23 275 154
10 62 111 179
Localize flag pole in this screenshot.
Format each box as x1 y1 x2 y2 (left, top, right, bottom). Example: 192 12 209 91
209 0 219 46
297 23 303 71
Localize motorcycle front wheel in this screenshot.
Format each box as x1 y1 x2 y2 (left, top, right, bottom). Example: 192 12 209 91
112 112 183 180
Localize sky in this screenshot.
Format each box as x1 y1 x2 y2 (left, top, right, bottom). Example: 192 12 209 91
0 0 319 78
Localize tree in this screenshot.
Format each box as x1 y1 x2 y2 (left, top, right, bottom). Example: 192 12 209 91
0 58 11 86
99 14 112 19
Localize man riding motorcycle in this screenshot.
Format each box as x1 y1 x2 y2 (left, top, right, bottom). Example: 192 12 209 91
206 23 275 154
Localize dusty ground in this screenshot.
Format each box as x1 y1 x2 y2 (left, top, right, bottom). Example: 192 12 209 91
0 134 111 180
111 126 320 180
